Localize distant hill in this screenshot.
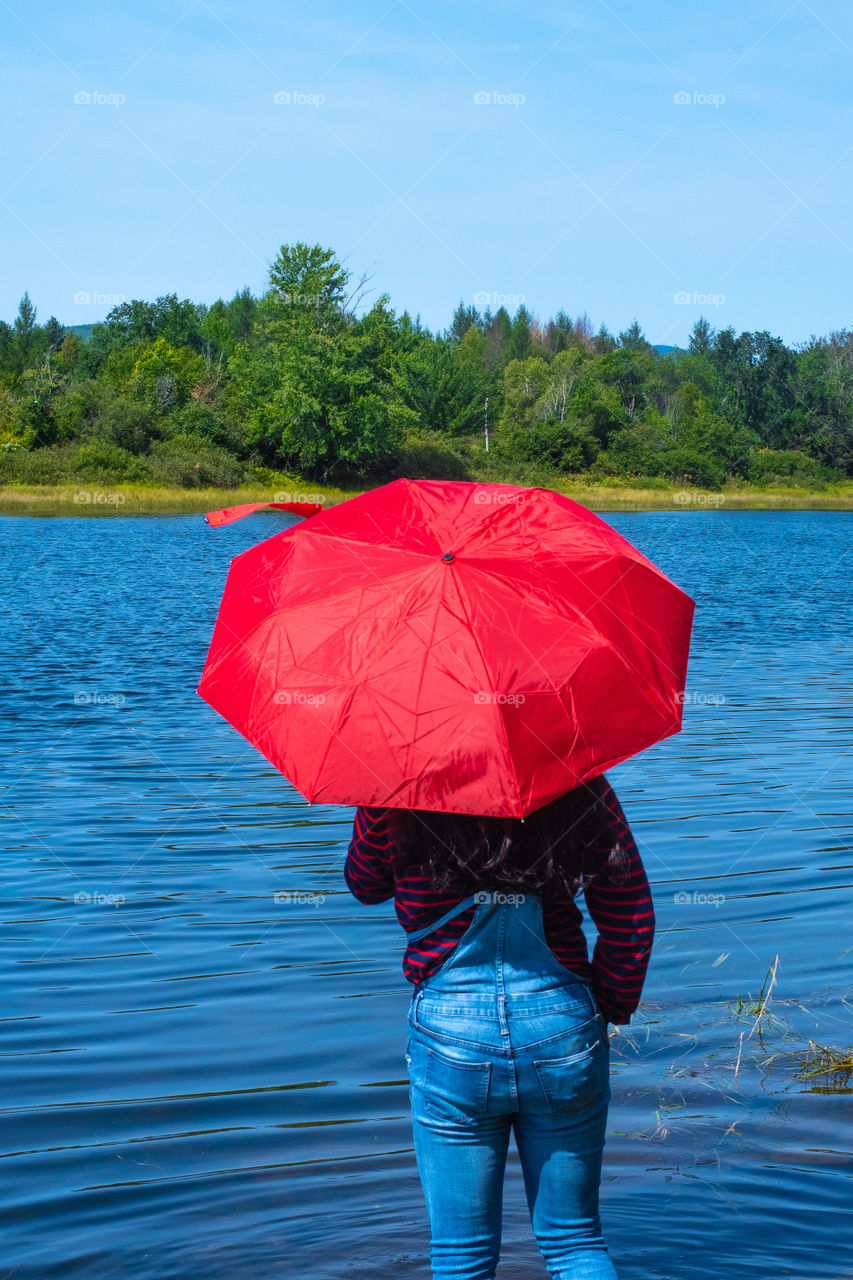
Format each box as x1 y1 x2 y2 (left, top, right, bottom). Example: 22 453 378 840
66 323 95 342
654 344 683 355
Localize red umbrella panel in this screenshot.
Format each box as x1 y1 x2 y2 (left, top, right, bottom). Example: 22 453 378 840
197 479 695 818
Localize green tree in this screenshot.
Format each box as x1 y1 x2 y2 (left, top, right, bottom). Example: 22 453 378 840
790 332 853 471
617 318 654 354
510 305 533 361
498 357 553 432
223 287 258 343
545 310 576 354
449 301 482 341
234 250 415 479
266 242 349 327
592 324 616 354
79 294 204 378
12 293 39 374
688 316 715 355
596 348 656 422
131 338 205 411
401 332 488 436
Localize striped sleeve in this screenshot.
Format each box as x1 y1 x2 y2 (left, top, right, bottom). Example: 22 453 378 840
583 781 655 1025
344 806 396 904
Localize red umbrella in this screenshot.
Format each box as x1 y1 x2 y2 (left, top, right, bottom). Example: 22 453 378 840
197 479 694 817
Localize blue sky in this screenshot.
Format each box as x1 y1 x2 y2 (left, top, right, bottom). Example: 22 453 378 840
2 0 852 345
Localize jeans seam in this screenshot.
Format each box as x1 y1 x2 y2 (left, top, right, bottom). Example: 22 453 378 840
409 1021 513 1054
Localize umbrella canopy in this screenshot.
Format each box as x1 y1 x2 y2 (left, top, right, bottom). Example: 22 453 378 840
197 479 694 817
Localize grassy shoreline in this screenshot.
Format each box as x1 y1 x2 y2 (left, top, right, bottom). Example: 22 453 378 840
2 479 853 516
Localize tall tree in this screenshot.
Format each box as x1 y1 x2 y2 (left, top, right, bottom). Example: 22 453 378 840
449 301 482 342
592 324 616 354
510 305 533 361
224 287 258 343
546 310 575 354
688 316 714 355
12 292 39 372
484 308 513 369
617 318 653 354
266 242 348 328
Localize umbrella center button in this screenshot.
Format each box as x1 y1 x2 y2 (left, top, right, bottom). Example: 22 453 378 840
441 552 455 562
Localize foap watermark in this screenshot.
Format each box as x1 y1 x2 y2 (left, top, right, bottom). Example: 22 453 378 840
473 290 526 308
473 489 525 505
272 290 324 307
273 890 325 906
73 291 126 307
673 890 725 908
474 90 525 108
475 691 526 707
673 90 725 108
73 490 126 507
273 490 327 504
273 690 326 706
273 90 325 107
73 90 126 107
674 290 726 307
74 890 126 907
674 490 725 507
473 890 526 905
676 690 726 707
74 690 127 707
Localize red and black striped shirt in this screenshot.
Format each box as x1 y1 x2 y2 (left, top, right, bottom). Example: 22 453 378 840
344 778 655 1025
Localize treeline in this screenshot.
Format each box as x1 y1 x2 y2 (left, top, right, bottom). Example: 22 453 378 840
2 241 852 491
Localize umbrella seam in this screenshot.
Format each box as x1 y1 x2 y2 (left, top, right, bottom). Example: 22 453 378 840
452 569 524 817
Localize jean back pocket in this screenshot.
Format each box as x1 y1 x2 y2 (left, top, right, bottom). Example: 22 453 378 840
411 1038 491 1124
533 1036 608 1115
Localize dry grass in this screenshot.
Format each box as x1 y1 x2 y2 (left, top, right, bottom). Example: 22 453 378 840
3 478 853 516
556 483 853 511
0 482 362 516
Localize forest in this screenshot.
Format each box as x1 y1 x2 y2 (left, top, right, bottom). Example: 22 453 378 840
2 241 851 492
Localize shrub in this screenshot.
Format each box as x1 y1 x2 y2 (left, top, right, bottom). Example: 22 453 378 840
93 396 157 453
589 452 621 478
656 447 724 488
147 434 245 488
162 401 240 451
244 465 304 488
0 445 66 485
66 440 149 483
591 426 662 477
390 430 471 480
499 421 598 474
747 448 825 487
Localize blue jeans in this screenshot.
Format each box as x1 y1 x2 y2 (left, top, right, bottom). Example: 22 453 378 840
404 891 618 1280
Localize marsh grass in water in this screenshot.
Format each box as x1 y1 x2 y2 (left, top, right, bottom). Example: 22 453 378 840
608 958 853 1147
725 959 853 1093
788 1041 853 1088
722 957 852 1094
596 957 850 1157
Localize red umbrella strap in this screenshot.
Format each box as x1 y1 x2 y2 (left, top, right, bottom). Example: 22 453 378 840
204 500 324 527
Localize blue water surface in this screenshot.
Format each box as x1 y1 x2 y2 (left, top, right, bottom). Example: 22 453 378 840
1 509 851 1280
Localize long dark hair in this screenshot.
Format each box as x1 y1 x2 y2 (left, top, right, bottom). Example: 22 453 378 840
387 773 630 902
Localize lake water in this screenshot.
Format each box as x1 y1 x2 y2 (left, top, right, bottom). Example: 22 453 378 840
1 508 851 1280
